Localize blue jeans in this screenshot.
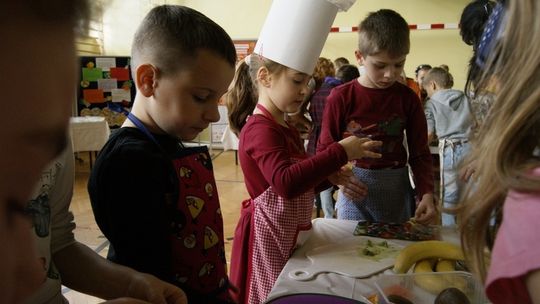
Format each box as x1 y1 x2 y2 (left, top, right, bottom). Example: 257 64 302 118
440 141 470 227
319 187 334 218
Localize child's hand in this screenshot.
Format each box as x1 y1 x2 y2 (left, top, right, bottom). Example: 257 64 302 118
338 136 382 160
414 193 437 225
460 160 476 182
328 166 368 200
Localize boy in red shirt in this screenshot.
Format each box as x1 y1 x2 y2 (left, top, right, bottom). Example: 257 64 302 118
318 9 436 224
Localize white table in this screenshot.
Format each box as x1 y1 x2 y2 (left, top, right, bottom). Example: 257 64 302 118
69 116 110 167
267 218 460 302
220 125 239 164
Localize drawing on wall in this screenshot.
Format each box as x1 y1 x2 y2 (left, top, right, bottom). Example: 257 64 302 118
78 56 136 128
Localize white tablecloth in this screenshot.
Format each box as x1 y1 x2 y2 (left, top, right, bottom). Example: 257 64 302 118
267 218 460 302
69 116 110 152
220 125 239 151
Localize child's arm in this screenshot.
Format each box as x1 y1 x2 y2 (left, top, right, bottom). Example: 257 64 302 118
424 101 437 143
90 146 173 280
54 242 187 303
317 89 347 153
244 119 348 199
526 270 540 304
407 96 436 223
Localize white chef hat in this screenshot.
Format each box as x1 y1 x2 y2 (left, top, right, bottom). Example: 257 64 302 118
254 0 356 75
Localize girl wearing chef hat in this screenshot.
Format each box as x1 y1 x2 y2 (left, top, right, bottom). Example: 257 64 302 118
227 0 382 303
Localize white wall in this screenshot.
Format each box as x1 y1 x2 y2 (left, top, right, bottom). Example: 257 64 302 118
102 0 473 89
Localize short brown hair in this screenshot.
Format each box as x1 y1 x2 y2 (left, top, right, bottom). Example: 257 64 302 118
358 9 410 57
131 5 236 77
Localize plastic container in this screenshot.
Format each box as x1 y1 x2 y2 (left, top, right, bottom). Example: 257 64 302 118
374 271 490 304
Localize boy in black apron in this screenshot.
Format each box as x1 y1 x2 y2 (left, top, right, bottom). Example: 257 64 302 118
88 5 236 303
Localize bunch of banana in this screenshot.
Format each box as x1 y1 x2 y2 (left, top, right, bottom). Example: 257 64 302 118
393 241 464 274
393 241 468 294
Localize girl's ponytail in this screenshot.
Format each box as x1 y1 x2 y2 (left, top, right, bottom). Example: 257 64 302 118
226 54 285 135
226 60 257 135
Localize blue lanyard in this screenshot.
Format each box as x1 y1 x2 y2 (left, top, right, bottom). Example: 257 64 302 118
127 112 159 146
127 113 185 149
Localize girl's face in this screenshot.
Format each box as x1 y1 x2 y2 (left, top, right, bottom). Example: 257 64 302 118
148 49 235 141
266 68 311 113
356 50 406 89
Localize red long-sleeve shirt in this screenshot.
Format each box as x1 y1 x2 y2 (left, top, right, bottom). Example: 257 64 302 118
239 113 348 200
317 80 434 198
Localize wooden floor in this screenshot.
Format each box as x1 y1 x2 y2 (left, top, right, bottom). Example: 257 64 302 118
64 150 255 302
66 150 249 301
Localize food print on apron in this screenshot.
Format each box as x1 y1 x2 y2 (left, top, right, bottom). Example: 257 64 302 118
128 113 231 303
230 105 314 304
337 117 414 223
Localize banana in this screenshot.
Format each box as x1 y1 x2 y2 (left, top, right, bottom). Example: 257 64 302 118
435 259 468 292
413 259 447 294
412 259 469 295
435 259 456 272
393 241 464 274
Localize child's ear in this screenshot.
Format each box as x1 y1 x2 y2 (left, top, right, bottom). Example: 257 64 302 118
135 64 158 97
257 66 272 88
354 50 364 65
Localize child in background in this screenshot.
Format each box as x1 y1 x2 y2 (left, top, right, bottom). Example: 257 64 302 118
318 9 436 224
459 0 498 138
228 1 382 302
399 70 421 98
458 1 540 303
28 141 187 304
308 64 361 218
312 57 336 91
333 56 350 70
88 5 236 303
415 64 432 104
423 67 472 227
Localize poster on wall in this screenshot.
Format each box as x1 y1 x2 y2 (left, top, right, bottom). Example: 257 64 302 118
234 40 256 62
78 56 136 128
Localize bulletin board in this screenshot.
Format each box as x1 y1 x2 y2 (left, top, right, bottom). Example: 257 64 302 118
77 56 136 128
234 40 257 62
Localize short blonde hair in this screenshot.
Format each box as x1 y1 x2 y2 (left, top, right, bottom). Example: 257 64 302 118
423 67 453 89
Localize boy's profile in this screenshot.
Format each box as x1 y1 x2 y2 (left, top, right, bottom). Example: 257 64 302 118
89 5 236 303
318 9 436 224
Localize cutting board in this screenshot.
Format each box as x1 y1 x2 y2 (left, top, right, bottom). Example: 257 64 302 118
288 236 403 281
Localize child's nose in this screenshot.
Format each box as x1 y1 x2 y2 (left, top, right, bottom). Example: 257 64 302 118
204 103 220 123
300 85 309 96
384 67 394 78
